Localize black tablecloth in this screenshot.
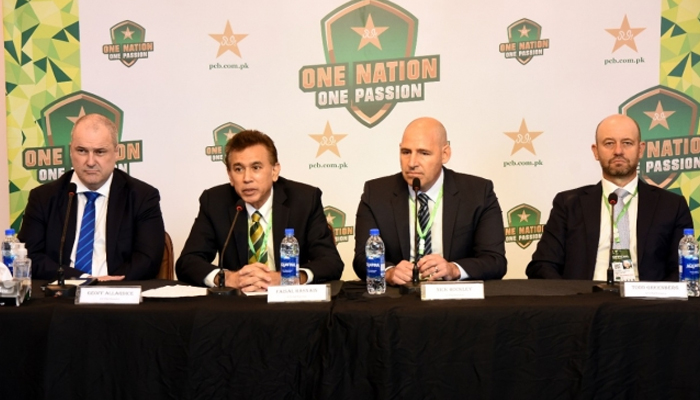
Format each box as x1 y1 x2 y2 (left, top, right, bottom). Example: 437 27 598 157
2 279 699 400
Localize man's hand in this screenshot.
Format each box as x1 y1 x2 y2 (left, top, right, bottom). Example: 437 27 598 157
386 260 416 285
221 263 281 292
95 275 126 282
417 254 459 281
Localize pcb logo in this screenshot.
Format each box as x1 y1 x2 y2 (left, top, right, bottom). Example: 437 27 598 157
23 91 143 182
498 18 550 65
102 20 155 67
504 203 545 249
620 85 700 189
205 122 245 163
324 206 354 244
299 0 440 128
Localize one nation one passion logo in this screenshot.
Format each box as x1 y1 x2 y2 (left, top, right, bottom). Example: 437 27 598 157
621 85 700 189
498 18 549 65
503 203 545 249
299 0 440 128
324 206 354 244
23 91 143 183
204 122 245 163
102 20 154 67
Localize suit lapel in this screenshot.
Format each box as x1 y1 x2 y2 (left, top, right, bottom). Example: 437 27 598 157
441 169 458 259
581 183 602 278
391 176 411 261
105 172 127 270
61 173 78 265
636 180 655 267
271 181 289 269
230 188 249 269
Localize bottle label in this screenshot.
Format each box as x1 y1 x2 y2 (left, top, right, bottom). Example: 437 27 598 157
681 255 699 280
280 255 299 279
366 255 385 279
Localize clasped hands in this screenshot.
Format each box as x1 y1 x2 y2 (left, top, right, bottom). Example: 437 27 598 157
385 254 458 286
216 263 307 292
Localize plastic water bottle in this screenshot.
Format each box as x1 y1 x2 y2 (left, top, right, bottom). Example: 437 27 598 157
679 228 700 297
2 229 19 276
280 228 300 285
13 244 32 300
366 229 386 295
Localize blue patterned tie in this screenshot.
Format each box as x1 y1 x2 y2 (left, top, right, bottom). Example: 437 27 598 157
418 193 432 257
75 191 99 274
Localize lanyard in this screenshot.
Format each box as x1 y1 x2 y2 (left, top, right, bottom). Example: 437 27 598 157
603 187 638 243
247 211 273 262
410 187 444 241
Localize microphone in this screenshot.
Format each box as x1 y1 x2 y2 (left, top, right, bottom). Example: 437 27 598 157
45 183 78 297
412 178 420 286
594 192 620 293
208 199 244 296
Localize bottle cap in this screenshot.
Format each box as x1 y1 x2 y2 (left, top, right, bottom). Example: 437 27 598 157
5 228 15 235
285 228 294 236
16 247 27 258
684 228 694 236
370 228 379 236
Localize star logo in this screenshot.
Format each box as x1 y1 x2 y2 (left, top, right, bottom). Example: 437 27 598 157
504 119 543 155
224 129 236 140
210 21 248 58
518 25 530 38
122 26 134 40
518 209 531 223
643 101 675 130
351 14 389 50
66 106 87 124
605 15 646 52
326 212 336 225
309 121 347 157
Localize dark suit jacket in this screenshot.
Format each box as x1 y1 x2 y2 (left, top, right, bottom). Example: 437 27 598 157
175 177 343 286
526 179 692 281
352 168 507 281
18 169 165 280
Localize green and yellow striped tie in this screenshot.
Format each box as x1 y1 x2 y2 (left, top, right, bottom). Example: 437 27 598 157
248 211 267 265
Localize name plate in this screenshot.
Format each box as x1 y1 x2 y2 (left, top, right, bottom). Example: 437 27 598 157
620 282 688 300
267 284 330 303
75 286 142 305
421 281 485 300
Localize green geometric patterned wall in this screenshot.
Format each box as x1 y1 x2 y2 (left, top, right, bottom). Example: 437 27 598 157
662 0 700 231
3 0 80 230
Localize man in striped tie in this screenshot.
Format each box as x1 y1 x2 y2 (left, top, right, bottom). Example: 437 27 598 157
352 117 507 284
176 130 343 291
19 114 165 281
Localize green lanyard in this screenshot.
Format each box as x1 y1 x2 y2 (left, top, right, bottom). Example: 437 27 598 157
247 211 273 263
603 187 638 244
410 187 443 255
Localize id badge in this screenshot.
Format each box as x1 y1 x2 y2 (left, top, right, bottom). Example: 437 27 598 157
611 249 636 281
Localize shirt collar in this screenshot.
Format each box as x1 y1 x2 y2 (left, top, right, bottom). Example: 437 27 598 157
71 170 113 198
245 187 274 223
601 176 638 199
409 169 444 201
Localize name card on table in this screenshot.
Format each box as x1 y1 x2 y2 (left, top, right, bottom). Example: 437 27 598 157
267 284 330 303
421 281 485 301
75 286 142 305
620 282 687 300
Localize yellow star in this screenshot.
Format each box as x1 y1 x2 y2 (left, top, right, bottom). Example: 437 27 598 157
504 119 543 155
351 14 389 50
309 121 347 157
326 212 336 225
518 25 530 38
209 21 248 58
66 107 87 124
122 26 134 40
224 129 236 140
605 15 646 52
644 101 675 130
518 209 531 223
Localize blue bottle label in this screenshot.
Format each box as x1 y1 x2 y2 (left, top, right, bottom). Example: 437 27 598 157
280 256 298 278
681 255 699 280
366 255 385 279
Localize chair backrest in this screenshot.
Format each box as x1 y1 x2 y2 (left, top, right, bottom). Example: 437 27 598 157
157 231 174 280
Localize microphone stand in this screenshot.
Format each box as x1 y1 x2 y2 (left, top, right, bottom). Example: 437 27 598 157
208 202 243 296
46 184 78 297
594 193 620 293
401 178 422 294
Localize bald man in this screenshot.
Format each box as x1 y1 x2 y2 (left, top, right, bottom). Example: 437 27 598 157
353 117 507 283
526 114 692 281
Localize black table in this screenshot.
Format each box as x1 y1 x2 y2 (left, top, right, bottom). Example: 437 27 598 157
1 279 699 399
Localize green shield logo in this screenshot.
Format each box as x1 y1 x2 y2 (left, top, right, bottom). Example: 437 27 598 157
321 0 418 127
324 205 353 243
619 85 700 188
506 203 543 249
507 19 542 65
211 122 245 164
110 20 147 67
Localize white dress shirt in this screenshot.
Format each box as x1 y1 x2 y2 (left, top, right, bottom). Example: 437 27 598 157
70 172 113 277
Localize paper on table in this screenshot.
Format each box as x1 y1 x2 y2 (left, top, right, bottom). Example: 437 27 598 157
142 285 208 298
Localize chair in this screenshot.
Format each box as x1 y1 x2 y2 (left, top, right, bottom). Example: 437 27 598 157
157 231 174 280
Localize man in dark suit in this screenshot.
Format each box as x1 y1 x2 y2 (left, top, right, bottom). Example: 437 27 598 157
176 130 343 291
527 114 692 281
353 117 506 283
18 113 165 281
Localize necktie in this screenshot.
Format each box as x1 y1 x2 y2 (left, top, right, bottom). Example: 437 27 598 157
418 193 432 257
75 191 99 274
248 211 267 265
613 188 630 249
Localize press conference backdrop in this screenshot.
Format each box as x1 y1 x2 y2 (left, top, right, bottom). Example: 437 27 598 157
3 0 700 280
